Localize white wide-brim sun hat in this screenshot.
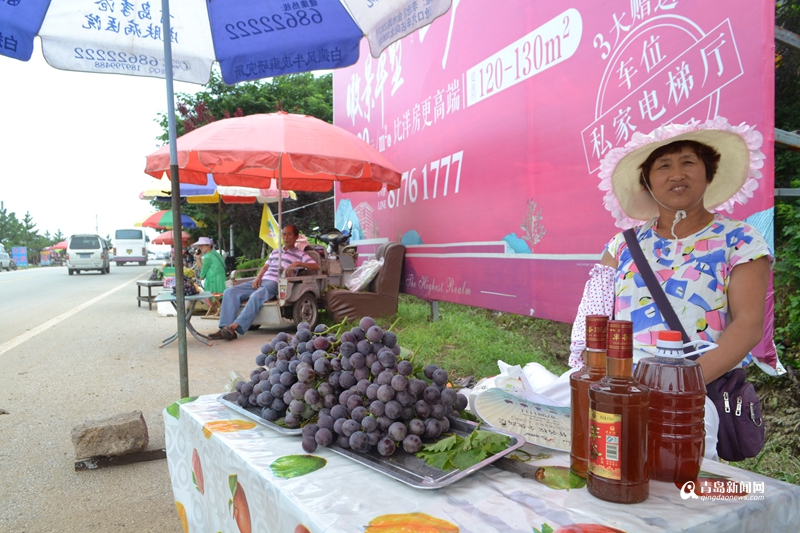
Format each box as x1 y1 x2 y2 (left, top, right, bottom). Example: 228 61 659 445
598 117 765 228
193 237 214 247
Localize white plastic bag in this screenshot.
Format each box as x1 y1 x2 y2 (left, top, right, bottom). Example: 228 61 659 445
467 360 531 411
345 256 384 292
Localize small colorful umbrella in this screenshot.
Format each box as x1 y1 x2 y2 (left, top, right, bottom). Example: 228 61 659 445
141 175 295 204
135 210 205 230
52 240 68 250
152 231 191 245
139 176 217 201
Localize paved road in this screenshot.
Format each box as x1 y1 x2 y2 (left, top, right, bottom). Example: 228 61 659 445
0 264 290 533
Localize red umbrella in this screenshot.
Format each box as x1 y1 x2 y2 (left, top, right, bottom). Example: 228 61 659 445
144 112 401 193
53 241 68 250
152 231 191 245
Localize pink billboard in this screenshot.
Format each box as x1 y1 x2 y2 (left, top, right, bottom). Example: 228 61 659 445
332 0 775 324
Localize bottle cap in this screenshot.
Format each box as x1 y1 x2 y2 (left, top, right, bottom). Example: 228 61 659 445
656 330 685 352
658 330 683 341
606 320 633 359
585 315 609 350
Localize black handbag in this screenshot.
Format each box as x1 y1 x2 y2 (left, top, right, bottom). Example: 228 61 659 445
623 228 765 462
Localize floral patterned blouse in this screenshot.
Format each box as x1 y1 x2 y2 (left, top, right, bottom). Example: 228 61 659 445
606 214 772 363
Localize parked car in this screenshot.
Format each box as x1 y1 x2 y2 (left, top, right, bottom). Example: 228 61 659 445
66 234 110 275
0 243 10 271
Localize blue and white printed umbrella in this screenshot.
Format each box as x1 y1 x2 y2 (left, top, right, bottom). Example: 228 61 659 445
0 0 451 84
0 0 451 398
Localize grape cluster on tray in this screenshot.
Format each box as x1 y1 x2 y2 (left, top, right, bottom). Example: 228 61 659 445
232 316 469 457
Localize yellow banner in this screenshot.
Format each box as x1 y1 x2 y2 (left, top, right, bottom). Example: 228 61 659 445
259 204 280 249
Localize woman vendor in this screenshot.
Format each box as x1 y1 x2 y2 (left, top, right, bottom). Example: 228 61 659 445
536 117 773 459
194 237 227 295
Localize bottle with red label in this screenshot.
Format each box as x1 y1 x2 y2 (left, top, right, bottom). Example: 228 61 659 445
570 315 609 479
587 320 650 504
633 330 706 485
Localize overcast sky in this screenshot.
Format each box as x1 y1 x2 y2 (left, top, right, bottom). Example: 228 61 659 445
0 41 202 243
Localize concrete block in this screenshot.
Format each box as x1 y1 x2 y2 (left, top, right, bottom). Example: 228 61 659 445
71 411 149 460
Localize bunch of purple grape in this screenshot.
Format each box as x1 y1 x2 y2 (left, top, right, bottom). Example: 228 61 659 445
232 316 469 457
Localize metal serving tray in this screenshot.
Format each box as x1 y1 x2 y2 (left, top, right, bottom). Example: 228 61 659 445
219 393 525 489
218 392 302 435
327 417 525 490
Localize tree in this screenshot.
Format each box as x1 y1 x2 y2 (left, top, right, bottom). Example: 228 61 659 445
21 212 38 261
0 205 24 249
155 71 335 259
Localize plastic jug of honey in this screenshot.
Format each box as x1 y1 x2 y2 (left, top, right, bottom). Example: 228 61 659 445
633 330 707 485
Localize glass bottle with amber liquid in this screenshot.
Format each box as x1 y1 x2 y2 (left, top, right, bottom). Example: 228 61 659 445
587 320 650 504
570 315 609 479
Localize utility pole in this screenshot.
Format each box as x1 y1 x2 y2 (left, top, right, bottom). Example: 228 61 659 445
95 214 99 235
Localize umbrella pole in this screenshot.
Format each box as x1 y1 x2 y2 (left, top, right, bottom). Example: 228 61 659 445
218 200 222 253
162 0 190 400
278 158 283 268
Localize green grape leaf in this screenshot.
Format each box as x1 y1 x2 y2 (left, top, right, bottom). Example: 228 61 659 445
451 447 488 470
416 429 510 471
475 431 510 454
416 451 452 470
533 466 587 490
461 429 478 451
422 434 458 453
458 410 480 423
398 346 414 360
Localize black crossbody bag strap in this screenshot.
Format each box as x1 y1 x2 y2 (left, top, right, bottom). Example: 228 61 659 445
622 228 692 356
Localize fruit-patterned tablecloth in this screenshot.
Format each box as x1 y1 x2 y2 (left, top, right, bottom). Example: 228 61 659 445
164 394 800 533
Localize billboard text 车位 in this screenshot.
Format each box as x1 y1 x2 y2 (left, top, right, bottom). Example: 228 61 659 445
333 0 774 324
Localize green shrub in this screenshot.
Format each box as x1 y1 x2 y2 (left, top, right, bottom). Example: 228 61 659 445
232 256 267 278
774 198 800 369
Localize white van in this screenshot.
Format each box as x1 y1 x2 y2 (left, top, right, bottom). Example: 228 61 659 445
112 228 149 266
66 234 110 275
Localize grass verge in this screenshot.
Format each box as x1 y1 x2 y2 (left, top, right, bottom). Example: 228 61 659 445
731 445 800 485
322 293 571 382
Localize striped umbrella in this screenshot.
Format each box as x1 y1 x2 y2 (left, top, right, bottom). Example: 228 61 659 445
135 210 205 230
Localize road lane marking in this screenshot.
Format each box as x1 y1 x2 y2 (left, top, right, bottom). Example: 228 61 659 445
0 274 147 357
0 276 33 284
